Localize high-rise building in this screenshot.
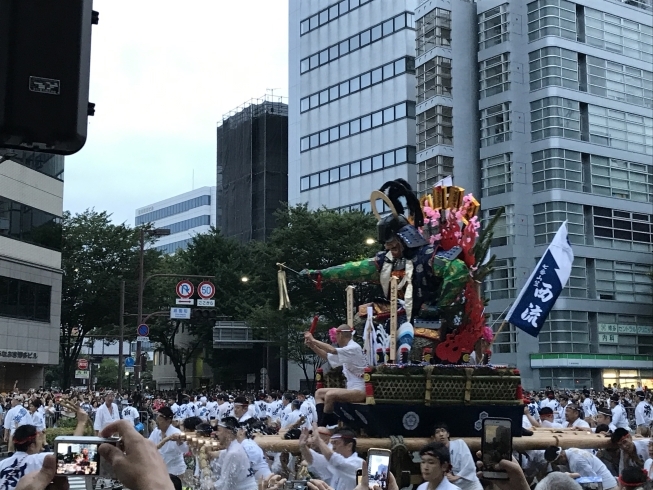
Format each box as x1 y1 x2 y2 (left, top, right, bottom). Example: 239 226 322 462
134 187 217 254
217 95 288 242
474 0 653 389
0 150 65 389
289 0 418 212
414 0 480 196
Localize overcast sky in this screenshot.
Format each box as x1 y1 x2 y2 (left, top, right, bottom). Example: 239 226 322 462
64 0 288 225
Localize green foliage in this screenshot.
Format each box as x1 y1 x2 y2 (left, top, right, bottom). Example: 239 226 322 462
95 358 126 390
45 426 93 446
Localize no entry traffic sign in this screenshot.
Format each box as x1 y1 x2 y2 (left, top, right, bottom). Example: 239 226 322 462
197 281 216 299
176 280 194 299
77 358 88 370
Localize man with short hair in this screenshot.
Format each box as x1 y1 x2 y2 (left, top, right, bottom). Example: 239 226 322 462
216 394 233 422
611 427 650 475
305 324 367 426
594 407 617 433
94 392 120 435
543 446 617 490
297 391 317 429
539 407 564 428
233 396 255 424
416 441 459 490
121 399 140 426
563 404 590 429
299 426 363 490
281 399 303 431
634 392 652 437
556 393 570 424
211 416 257 490
432 422 482 490
3 396 28 453
149 406 188 477
581 390 597 419
610 394 630 430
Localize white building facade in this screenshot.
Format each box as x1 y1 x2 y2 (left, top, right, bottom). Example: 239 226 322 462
0 151 65 389
289 0 418 211
134 186 217 254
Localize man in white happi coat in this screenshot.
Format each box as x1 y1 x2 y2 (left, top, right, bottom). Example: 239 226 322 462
432 422 483 490
211 417 257 490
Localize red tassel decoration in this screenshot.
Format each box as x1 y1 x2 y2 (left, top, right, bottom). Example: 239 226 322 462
309 315 319 335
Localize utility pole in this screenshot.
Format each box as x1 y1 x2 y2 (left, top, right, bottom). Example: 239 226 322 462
118 280 125 392
135 230 145 387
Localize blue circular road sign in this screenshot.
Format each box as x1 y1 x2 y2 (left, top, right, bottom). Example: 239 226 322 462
125 357 135 367
137 324 149 336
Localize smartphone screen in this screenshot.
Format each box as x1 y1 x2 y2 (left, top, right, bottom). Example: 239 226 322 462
55 442 101 476
368 450 391 489
481 418 512 479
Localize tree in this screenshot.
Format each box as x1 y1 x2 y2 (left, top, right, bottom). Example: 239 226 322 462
95 358 125 390
59 210 161 388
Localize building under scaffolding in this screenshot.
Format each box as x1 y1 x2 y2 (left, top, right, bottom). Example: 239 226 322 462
216 95 288 242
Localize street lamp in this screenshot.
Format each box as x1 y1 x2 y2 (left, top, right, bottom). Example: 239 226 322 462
241 276 249 283
365 238 376 245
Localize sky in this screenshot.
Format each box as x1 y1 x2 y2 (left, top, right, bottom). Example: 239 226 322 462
64 0 289 225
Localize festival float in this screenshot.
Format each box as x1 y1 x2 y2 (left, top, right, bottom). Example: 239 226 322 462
279 179 524 439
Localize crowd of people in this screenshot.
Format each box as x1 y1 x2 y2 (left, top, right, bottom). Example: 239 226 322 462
0 325 652 490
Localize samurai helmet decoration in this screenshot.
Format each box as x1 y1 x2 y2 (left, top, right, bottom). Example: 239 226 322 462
370 179 428 249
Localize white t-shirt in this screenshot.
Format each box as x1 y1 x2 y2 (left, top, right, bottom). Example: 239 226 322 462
241 438 272 480
0 451 48 489
217 402 234 421
211 440 257 490
416 478 459 490
611 404 630 429
121 406 139 425
148 425 188 476
28 411 46 432
540 419 565 429
563 418 590 429
6 406 31 435
93 403 120 432
327 339 367 391
566 448 617 490
582 398 597 417
448 439 483 490
281 410 302 430
635 401 652 426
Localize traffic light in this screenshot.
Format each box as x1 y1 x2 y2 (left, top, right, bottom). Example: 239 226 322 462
0 1 98 155
193 309 217 320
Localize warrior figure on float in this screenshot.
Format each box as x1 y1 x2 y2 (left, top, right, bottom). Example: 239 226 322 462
302 178 495 365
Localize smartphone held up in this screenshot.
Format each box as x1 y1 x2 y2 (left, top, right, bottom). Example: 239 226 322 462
481 417 513 480
367 448 391 489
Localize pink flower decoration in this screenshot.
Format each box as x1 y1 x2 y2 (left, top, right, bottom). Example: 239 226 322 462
329 328 338 344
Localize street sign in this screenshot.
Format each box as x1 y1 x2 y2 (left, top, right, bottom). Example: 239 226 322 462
197 281 216 299
137 336 149 342
197 299 215 307
125 367 134 373
176 280 194 299
176 298 194 305
124 357 135 367
137 324 149 337
170 307 191 320
77 359 88 370
75 370 89 379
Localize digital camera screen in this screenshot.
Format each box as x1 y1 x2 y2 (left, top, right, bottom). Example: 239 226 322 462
55 443 100 476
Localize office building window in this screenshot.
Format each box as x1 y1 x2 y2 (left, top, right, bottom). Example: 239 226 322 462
590 155 653 203
301 102 415 152
300 146 415 191
480 102 511 147
416 105 453 151
532 148 582 192
154 238 193 255
416 56 452 103
538 310 589 354
478 4 509 49
588 105 653 155
483 205 515 247
301 57 414 113
530 97 580 141
481 153 513 197
135 195 211 225
597 314 653 356
485 258 516 300
160 215 211 235
527 0 576 42
562 257 588 298
417 155 454 194
1 150 64 181
529 47 578 91
596 260 653 303
479 53 510 98
539 368 592 389
593 207 652 253
586 56 653 108
533 201 584 245
584 8 653 63
300 0 375 35
487 313 517 353
300 12 413 74
0 275 51 323
416 8 451 56
0 197 62 251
